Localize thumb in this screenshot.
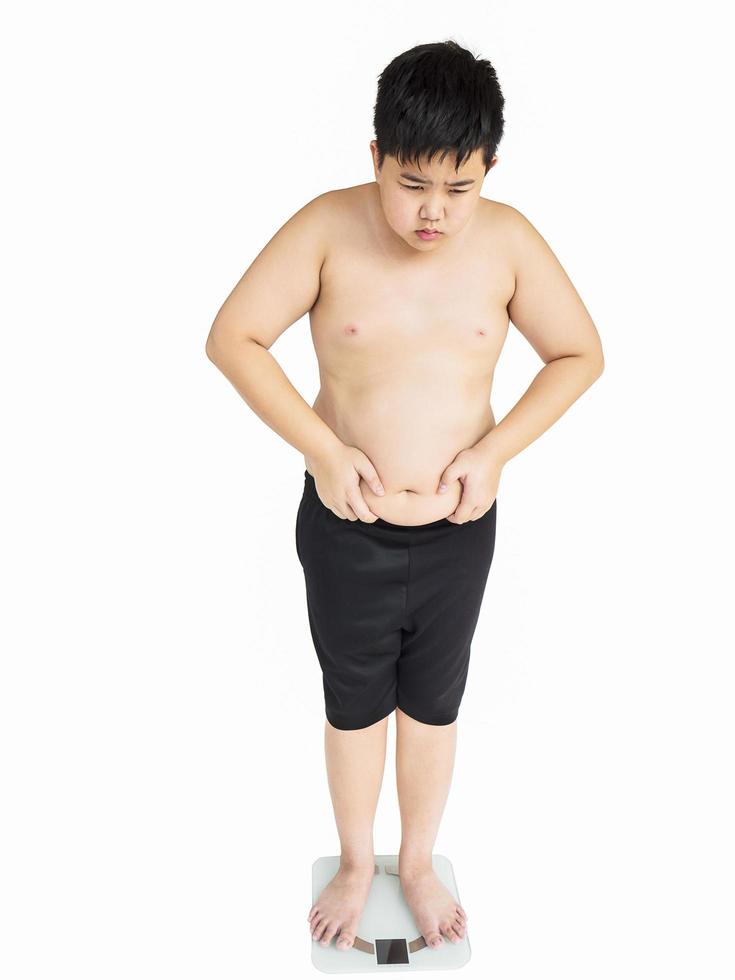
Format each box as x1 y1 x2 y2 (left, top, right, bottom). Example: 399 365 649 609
437 465 456 494
356 460 385 496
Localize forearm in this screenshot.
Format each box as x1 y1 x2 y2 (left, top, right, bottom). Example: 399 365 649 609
205 335 343 461
476 353 604 465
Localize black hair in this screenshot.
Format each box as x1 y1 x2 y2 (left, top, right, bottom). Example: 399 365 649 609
372 40 505 175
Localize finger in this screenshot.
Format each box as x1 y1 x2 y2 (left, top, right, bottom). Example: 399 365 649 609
330 500 359 521
356 462 385 496
437 468 454 494
449 500 474 524
345 488 378 523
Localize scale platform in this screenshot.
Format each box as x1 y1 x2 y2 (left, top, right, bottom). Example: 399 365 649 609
311 853 471 973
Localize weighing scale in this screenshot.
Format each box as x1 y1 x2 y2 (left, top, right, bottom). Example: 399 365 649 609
311 853 471 972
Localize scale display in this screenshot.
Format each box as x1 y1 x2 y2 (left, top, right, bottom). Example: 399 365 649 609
375 937 410 965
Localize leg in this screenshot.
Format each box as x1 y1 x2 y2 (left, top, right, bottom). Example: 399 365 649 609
308 711 391 950
396 707 456 866
325 713 389 867
392 506 497 947
395 707 467 947
298 472 461 948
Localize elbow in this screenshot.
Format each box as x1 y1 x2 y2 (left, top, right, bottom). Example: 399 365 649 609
556 350 605 378
205 322 228 362
205 324 261 362
583 343 605 379
592 333 605 376
204 322 218 361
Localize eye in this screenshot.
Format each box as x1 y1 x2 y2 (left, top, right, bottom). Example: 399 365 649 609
399 183 468 194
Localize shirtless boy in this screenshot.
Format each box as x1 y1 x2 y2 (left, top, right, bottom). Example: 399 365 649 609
205 40 604 955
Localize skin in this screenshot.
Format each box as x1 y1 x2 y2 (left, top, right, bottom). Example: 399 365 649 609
205 141 604 950
306 142 506 526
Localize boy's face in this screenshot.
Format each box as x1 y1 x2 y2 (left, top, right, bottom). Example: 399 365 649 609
370 141 495 252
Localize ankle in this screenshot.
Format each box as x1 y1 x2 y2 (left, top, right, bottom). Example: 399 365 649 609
339 853 375 873
398 848 434 875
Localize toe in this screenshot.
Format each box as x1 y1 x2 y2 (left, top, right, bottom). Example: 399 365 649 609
311 916 326 941
336 931 356 950
320 922 339 946
443 923 461 943
426 930 443 949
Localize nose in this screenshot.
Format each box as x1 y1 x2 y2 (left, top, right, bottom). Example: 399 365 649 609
420 193 444 221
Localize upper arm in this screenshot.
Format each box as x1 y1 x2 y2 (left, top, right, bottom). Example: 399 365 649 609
207 192 331 351
506 207 604 367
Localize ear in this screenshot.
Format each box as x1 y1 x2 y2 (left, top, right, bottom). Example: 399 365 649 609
369 140 381 177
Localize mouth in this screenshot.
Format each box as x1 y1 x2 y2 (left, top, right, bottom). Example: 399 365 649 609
416 228 442 239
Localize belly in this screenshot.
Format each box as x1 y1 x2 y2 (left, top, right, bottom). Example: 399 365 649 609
308 385 495 525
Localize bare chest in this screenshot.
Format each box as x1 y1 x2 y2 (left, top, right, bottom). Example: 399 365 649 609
309 244 514 385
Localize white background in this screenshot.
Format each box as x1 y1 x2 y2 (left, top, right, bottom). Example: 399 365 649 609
2 1 733 977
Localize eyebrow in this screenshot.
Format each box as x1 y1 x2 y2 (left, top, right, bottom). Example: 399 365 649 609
398 171 477 187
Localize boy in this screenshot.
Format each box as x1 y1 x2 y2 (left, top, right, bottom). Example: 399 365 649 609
205 40 604 954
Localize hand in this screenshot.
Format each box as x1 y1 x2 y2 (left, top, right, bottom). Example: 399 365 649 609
306 445 386 522
436 446 502 524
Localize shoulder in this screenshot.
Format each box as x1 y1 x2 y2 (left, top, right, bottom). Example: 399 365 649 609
287 186 366 245
478 201 564 281
258 189 348 276
470 199 535 289
304 185 378 267
283 189 334 236
319 184 372 227
305 185 368 217
496 202 554 256
475 197 538 242
472 198 538 261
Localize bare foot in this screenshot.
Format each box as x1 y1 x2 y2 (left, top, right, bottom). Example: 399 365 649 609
308 862 375 950
399 864 468 949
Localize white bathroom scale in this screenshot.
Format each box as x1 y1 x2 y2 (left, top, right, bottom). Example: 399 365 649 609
311 853 471 973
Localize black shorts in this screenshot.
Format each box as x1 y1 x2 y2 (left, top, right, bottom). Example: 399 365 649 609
295 470 497 730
